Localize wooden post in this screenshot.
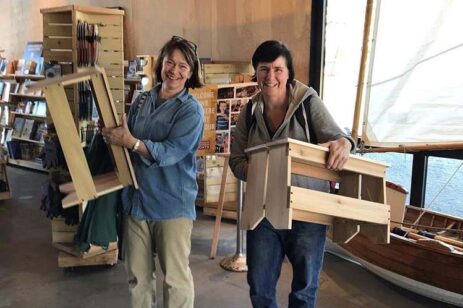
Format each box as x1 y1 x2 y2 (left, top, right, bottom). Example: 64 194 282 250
210 154 230 259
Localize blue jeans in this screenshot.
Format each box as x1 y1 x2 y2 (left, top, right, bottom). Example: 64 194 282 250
247 219 327 308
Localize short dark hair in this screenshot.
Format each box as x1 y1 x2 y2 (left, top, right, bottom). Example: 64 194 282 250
251 40 295 83
154 36 203 89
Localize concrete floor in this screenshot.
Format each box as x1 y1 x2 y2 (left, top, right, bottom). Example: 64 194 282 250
0 166 457 308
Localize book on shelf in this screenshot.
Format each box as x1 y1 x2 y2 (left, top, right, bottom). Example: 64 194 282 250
15 59 25 75
6 140 21 159
11 117 25 138
0 106 9 126
22 42 43 65
24 101 34 114
34 101 46 116
1 82 11 102
0 127 11 145
35 57 44 75
19 143 32 160
15 101 26 113
20 119 35 139
31 122 46 143
0 59 8 75
0 82 4 98
4 128 13 143
23 60 36 75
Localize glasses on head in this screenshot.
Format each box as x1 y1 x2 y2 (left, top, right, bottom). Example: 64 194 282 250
171 35 197 52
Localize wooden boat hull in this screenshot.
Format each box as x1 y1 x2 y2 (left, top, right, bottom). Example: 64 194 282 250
326 233 463 307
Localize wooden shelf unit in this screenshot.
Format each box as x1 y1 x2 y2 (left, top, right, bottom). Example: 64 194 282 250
41 5 125 119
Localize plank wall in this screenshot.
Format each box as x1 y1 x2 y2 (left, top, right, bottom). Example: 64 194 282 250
0 0 312 84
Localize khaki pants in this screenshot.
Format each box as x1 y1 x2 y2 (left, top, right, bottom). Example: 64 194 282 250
123 214 194 308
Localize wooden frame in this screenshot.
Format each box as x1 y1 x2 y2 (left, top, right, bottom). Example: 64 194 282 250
242 138 391 244
28 67 137 208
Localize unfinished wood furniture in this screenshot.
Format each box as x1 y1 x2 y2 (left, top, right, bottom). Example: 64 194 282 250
41 5 125 120
242 138 391 244
28 67 137 209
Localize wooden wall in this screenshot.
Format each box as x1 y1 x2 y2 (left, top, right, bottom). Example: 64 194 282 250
0 0 312 83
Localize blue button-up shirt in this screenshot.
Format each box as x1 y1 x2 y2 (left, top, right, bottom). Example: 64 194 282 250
121 85 204 221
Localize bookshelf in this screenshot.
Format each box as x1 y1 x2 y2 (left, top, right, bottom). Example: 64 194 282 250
0 74 47 172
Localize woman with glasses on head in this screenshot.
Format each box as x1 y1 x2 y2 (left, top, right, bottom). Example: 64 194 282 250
102 36 203 308
229 40 354 308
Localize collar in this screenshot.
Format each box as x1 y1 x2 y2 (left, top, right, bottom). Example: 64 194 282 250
149 83 189 103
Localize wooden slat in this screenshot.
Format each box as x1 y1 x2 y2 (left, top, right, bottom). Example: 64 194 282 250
241 149 268 230
292 161 341 182
203 63 253 74
99 65 123 77
41 5 124 16
203 207 237 220
205 192 236 204
292 209 333 226
77 14 123 25
247 138 388 178
334 173 362 243
58 249 118 268
288 141 388 178
42 12 72 24
290 187 390 225
98 51 123 64
99 37 123 51
53 241 118 259
43 37 73 49
107 76 123 89
205 183 237 194
205 174 237 185
98 25 123 38
43 24 72 36
89 69 137 188
52 231 75 243
43 84 97 203
43 50 73 63
265 144 292 229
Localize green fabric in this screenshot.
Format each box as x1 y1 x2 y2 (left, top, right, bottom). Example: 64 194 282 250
74 134 122 252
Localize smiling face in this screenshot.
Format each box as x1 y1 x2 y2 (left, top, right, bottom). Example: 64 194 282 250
255 56 289 101
161 48 192 94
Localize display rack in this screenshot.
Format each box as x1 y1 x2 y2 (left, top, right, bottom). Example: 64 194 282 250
39 5 125 268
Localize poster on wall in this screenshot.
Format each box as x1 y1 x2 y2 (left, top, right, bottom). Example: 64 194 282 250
190 85 217 156
215 83 259 153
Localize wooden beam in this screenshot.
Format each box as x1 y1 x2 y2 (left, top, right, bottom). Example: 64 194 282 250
241 149 268 230
265 144 292 229
43 84 97 203
290 186 390 225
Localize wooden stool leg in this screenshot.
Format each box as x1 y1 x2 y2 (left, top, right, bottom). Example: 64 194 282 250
210 155 230 259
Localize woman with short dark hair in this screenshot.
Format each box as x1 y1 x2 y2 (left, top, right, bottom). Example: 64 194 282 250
102 36 204 308
230 40 354 308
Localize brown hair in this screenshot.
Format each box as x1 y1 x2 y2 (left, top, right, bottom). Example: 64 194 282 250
154 36 202 89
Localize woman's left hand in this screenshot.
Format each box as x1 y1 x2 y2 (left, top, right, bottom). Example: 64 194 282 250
319 138 352 171
101 114 137 149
